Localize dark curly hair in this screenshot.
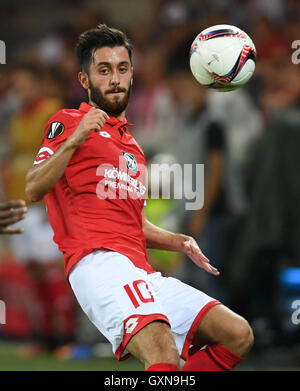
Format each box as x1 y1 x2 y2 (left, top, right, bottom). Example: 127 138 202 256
76 23 132 74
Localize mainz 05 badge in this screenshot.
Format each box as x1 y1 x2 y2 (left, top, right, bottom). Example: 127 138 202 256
46 122 64 139
122 151 138 173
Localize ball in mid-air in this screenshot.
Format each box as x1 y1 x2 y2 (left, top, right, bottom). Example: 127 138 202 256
189 24 256 92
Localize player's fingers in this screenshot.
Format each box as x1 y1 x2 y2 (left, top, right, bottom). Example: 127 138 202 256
0 200 26 210
193 246 210 263
96 114 109 126
0 226 24 234
95 120 106 130
0 206 27 219
84 119 101 131
91 109 109 120
89 108 109 120
8 199 27 208
85 108 101 122
95 108 109 119
184 240 210 263
0 213 26 227
185 241 219 275
196 258 219 275
87 114 106 127
208 266 220 276
99 118 107 128
196 256 219 274
205 265 219 276
92 122 101 131
93 118 107 130
203 260 219 274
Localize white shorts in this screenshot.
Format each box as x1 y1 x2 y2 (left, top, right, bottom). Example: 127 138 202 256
68 249 221 361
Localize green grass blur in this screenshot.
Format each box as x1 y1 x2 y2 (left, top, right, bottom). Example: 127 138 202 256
0 342 144 371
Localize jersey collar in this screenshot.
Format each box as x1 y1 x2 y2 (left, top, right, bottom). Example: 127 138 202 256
79 102 133 132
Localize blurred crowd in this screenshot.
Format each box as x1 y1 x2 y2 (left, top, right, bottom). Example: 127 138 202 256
0 0 300 359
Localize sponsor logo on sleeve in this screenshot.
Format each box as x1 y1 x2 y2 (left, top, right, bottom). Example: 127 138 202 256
34 147 54 165
46 122 64 139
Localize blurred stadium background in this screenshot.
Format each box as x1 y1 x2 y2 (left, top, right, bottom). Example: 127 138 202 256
0 0 300 371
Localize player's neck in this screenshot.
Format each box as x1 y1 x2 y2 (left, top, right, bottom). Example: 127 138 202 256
114 111 126 121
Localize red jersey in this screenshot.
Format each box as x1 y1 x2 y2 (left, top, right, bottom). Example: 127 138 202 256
34 102 155 277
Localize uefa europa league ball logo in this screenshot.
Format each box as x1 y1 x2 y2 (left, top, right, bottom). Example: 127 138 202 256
0 40 6 64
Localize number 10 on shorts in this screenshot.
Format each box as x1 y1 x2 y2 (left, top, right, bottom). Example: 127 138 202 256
124 280 154 308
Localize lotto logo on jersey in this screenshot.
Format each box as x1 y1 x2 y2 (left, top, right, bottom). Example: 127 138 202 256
124 317 139 334
99 131 111 138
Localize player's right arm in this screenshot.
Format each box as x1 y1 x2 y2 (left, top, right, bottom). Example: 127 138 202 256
26 107 109 202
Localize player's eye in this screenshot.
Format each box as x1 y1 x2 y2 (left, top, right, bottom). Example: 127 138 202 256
99 68 109 74
119 66 128 73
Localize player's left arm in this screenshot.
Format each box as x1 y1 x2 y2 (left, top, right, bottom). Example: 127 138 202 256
142 209 219 276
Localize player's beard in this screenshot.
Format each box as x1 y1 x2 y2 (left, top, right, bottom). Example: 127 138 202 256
89 78 132 117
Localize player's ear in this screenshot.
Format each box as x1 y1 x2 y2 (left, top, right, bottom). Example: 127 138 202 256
78 71 89 90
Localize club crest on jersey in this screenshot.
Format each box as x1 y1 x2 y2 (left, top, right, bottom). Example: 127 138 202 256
122 151 138 173
46 122 64 139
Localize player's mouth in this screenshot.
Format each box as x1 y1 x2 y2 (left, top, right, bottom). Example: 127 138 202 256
106 89 126 95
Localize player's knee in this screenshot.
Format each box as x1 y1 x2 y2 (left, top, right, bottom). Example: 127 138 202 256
230 317 254 356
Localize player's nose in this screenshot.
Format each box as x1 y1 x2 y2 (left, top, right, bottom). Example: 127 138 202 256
110 70 120 86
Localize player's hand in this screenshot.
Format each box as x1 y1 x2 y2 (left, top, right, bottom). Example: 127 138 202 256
0 200 27 234
182 235 220 276
68 107 110 148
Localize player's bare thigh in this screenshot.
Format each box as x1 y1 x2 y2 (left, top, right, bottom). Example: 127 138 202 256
126 320 179 369
192 304 254 357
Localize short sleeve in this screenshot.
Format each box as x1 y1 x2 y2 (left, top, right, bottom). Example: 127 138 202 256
33 110 77 165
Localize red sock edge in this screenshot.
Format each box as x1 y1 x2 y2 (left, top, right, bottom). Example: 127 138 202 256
147 363 178 371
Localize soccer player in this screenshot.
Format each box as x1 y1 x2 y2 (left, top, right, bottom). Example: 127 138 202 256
0 200 27 234
25 24 253 371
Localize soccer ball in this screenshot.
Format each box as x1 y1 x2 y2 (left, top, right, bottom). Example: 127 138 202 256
189 24 256 92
